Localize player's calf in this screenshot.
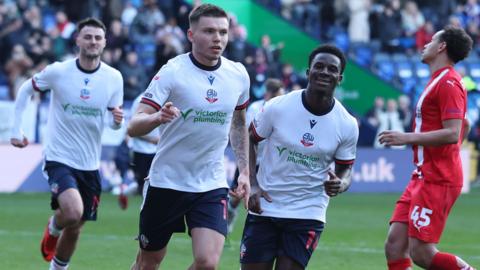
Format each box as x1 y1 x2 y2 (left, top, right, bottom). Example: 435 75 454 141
429 252 476 270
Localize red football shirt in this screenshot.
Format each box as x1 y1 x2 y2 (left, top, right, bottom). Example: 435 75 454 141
412 66 466 186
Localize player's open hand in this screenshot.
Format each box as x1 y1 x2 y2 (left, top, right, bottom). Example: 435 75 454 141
111 107 124 125
378 130 408 146
10 136 29 148
324 171 344 197
247 186 272 214
157 102 180 124
230 172 251 209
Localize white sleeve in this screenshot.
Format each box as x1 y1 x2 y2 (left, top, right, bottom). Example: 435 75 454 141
334 118 359 162
107 70 124 109
140 65 174 111
10 79 35 139
32 62 57 91
235 63 250 110
251 99 275 141
107 71 124 130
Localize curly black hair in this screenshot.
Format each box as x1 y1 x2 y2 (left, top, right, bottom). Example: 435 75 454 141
439 26 473 63
308 44 346 73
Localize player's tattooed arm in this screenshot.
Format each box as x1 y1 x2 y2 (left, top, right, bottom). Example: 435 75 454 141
230 109 249 176
230 109 250 208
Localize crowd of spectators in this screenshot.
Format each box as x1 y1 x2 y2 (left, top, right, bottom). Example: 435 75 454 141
258 0 480 55
2 0 480 149
0 0 308 105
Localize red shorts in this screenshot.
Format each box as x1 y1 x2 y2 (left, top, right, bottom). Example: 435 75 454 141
390 179 462 243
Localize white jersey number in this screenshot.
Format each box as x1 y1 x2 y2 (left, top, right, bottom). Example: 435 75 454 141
410 205 433 230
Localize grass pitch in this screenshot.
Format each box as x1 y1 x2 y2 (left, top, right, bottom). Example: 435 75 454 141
0 191 478 269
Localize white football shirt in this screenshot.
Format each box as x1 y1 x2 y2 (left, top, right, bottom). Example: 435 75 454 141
33 58 123 170
251 90 358 222
141 53 250 192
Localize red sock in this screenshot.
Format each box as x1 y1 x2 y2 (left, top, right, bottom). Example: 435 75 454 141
429 252 461 270
388 258 412 270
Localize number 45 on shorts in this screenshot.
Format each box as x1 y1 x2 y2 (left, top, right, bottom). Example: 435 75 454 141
410 205 433 231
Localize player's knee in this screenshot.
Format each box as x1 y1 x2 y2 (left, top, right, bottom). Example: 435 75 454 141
384 235 408 259
62 209 83 226
193 254 220 270
136 249 165 270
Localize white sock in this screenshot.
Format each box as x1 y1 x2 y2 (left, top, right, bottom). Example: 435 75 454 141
49 257 69 270
48 216 62 237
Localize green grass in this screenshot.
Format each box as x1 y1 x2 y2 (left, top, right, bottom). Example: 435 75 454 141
0 192 478 269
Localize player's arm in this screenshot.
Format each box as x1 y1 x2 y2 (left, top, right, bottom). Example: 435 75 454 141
10 79 35 148
229 109 250 208
324 163 354 197
127 102 179 137
136 134 159 145
378 118 463 146
247 126 272 213
107 107 124 130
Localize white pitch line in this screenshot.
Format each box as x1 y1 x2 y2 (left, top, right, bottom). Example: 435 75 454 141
1 229 479 260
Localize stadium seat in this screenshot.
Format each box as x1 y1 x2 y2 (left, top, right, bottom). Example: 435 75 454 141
374 60 395 82
396 61 414 80
468 62 480 81
391 53 409 62
412 60 430 80
350 43 373 68
135 42 156 68
334 32 349 53
399 77 417 95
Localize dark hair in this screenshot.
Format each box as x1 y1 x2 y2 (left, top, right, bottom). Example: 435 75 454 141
265 78 284 93
308 44 346 73
189 4 228 26
439 26 473 63
76 17 106 34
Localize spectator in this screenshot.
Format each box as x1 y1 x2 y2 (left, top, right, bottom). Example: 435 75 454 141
118 50 148 101
397 94 412 132
5 44 33 99
374 98 405 149
378 0 403 53
402 1 425 37
415 20 435 52
365 96 385 128
348 0 371 43
130 0 165 43
121 1 138 27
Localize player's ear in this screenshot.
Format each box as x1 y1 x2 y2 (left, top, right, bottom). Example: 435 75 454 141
187 28 194 43
338 74 343 83
306 69 310 77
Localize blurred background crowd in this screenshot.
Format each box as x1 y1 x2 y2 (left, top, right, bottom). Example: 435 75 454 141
1 0 480 151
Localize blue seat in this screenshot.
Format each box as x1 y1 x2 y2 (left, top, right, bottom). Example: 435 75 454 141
352 44 373 68
469 63 480 80
375 60 395 82
413 61 430 80
334 32 349 53
396 61 414 80
400 77 417 95
135 42 156 68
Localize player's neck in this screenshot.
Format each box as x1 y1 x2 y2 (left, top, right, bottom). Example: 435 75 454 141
78 56 101 72
428 55 453 75
303 89 334 115
191 51 219 67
